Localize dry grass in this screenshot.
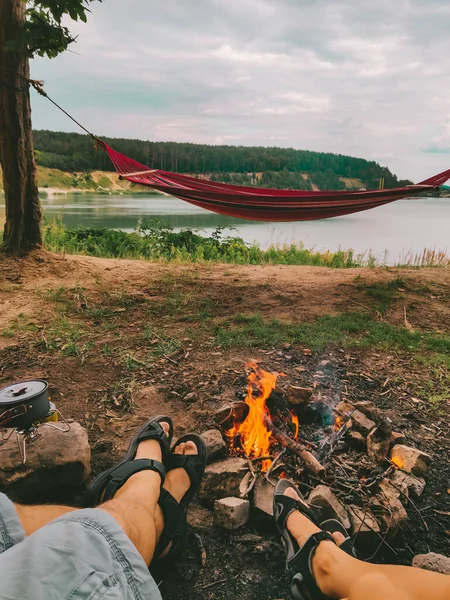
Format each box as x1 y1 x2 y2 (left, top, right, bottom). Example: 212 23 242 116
399 248 450 268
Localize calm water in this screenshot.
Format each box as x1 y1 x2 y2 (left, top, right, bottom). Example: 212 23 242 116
3 193 449 264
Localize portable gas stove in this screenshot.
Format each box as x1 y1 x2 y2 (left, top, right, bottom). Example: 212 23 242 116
0 380 70 463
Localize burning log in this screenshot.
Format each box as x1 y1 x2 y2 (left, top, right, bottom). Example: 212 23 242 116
261 413 325 476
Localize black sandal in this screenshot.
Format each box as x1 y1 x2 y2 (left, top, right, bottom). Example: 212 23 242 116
154 434 207 563
321 519 357 558
87 415 173 504
273 479 336 600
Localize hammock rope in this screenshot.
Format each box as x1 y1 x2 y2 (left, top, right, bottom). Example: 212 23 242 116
27 81 450 223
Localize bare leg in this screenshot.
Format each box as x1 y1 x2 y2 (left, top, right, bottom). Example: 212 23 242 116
284 487 450 600
13 503 76 536
11 423 197 568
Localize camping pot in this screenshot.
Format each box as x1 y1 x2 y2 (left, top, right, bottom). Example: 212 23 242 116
0 380 50 430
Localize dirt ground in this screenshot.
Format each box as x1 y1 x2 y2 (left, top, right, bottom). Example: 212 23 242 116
0 251 449 599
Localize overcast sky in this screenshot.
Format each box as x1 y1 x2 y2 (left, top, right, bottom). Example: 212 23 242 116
30 0 450 181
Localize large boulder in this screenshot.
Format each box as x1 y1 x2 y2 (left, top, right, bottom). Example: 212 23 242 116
0 423 91 502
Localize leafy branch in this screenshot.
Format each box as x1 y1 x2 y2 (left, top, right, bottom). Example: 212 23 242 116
10 0 102 58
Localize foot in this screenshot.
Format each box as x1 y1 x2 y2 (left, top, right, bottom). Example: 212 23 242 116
284 487 346 547
106 421 171 501
156 440 198 558
133 421 170 464
163 440 198 502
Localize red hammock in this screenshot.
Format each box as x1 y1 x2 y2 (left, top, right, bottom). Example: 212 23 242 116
100 142 450 222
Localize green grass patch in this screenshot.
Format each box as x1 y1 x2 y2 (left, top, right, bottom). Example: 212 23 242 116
214 311 450 359
356 277 406 314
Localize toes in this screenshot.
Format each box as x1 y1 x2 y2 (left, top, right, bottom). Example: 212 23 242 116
160 421 170 437
174 442 186 455
184 441 198 455
332 531 346 545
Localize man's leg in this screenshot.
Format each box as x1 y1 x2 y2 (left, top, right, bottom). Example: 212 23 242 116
8 421 196 567
13 503 76 536
0 422 197 600
284 487 450 600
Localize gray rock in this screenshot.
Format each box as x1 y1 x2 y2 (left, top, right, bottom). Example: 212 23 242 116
346 431 367 452
198 457 248 505
183 391 198 403
0 422 91 502
335 401 354 417
390 431 406 446
367 423 392 465
214 497 250 530
287 386 313 406
352 401 380 423
390 445 432 476
253 476 274 516
412 553 450 575
349 506 380 535
308 485 351 530
390 470 425 499
371 494 408 531
350 410 376 437
201 429 228 464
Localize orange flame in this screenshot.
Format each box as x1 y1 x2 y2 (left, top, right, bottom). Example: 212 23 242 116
333 415 345 431
290 410 299 441
226 362 278 471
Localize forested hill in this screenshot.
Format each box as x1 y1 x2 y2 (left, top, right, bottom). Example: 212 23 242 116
33 130 412 191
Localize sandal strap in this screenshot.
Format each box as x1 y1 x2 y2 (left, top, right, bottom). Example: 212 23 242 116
133 420 171 462
167 454 203 490
274 493 319 534
154 488 187 562
289 531 335 600
103 459 165 501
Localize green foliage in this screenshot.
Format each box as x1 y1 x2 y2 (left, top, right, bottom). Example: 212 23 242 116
12 1 101 58
33 130 411 190
42 217 364 267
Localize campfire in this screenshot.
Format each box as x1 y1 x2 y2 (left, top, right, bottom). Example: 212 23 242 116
221 361 325 475
209 358 433 556
225 362 280 472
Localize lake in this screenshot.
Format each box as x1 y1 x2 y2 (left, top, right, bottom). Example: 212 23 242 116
3 193 449 264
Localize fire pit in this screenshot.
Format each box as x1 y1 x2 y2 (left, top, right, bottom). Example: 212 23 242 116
204 359 433 558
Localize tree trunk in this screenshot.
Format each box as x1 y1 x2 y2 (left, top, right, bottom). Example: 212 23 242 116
0 0 42 252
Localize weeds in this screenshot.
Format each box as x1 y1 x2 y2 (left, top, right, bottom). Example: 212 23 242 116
356 277 407 314
105 378 139 412
214 311 450 360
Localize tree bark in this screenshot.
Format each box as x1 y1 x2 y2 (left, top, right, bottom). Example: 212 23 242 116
0 0 42 252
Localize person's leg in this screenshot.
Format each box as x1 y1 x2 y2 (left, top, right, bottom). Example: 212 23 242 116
13 503 76 536
99 436 197 565
284 487 450 600
7 421 196 567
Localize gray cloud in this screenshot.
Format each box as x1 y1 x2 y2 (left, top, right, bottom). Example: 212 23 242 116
30 0 450 180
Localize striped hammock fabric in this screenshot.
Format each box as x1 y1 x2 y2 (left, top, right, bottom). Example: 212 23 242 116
100 141 450 222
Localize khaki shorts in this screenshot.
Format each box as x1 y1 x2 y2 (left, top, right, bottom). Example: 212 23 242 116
0 493 162 599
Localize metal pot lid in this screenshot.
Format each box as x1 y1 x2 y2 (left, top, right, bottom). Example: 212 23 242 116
0 380 49 405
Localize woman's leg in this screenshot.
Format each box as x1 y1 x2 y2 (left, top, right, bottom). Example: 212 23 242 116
284 487 450 600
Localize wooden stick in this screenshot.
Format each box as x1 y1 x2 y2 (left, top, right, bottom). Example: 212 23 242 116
262 414 325 476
